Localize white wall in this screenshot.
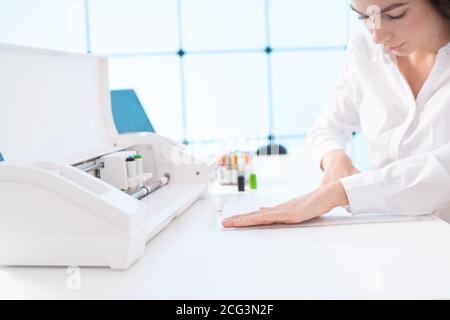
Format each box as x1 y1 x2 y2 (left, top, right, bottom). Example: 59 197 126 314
0 0 87 52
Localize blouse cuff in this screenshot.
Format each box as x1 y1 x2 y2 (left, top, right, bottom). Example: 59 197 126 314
339 171 386 215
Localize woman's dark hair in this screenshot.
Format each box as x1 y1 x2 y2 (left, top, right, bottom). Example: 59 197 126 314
429 0 450 19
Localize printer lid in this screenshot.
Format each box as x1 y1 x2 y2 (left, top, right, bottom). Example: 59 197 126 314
0 43 119 164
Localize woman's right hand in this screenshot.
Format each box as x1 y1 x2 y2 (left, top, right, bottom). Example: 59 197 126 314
320 150 360 186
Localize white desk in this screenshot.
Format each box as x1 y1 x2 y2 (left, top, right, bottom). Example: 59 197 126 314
1 151 450 299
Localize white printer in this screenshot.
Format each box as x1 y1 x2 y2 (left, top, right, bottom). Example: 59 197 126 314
0 43 210 269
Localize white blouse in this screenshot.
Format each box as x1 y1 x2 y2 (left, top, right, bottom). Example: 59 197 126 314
306 33 450 222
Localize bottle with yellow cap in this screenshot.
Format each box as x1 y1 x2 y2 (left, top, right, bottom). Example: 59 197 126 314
230 152 239 185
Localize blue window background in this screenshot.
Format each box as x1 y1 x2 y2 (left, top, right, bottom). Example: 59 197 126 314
0 0 370 170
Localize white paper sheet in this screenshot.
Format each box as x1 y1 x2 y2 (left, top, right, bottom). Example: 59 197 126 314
215 194 436 230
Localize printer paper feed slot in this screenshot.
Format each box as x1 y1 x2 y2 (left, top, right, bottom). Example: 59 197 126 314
34 161 110 196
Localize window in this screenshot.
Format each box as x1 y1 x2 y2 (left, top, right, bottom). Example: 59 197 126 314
88 0 354 146
1 0 369 167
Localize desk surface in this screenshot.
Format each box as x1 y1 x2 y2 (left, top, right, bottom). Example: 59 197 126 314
1 152 449 299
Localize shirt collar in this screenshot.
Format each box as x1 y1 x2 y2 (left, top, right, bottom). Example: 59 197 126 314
438 41 450 54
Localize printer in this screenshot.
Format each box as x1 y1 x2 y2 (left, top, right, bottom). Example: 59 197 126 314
0 43 210 269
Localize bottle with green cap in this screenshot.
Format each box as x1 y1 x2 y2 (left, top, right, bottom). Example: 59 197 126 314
249 173 257 190
126 156 137 178
133 153 143 175
248 153 257 190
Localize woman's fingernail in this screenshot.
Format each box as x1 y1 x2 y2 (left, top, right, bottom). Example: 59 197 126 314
222 219 233 227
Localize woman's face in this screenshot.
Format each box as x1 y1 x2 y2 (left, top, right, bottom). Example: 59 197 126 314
351 0 447 55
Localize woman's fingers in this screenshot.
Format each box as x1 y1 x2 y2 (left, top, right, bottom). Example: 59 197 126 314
222 207 299 228
222 213 262 228
222 213 276 228
222 194 316 228
221 209 267 227
223 210 263 220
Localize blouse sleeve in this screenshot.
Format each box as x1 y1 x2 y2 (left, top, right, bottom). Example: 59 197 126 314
340 142 450 216
305 35 364 170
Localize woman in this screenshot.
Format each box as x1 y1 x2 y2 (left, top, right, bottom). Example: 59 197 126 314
223 0 450 228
